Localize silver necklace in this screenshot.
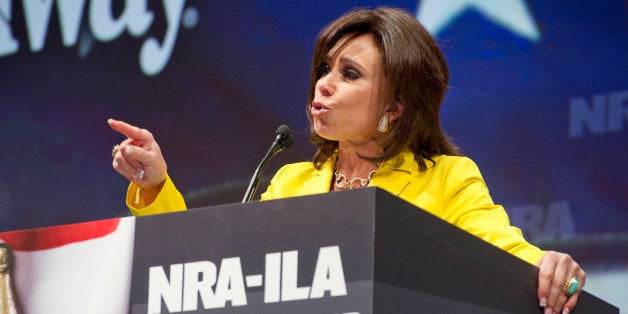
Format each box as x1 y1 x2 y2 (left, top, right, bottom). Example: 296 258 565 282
334 166 378 190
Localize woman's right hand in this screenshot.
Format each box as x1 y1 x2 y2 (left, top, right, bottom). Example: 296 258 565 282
108 119 168 203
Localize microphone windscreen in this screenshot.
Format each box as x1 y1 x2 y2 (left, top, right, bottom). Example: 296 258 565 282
275 125 291 138
282 134 295 149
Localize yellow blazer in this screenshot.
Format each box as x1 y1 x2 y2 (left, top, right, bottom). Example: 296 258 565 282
127 149 544 265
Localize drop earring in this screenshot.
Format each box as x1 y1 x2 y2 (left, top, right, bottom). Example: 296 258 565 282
377 114 389 133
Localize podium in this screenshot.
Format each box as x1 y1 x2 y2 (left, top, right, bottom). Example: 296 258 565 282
0 188 618 313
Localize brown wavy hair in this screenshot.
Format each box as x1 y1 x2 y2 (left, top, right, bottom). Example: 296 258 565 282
307 7 461 171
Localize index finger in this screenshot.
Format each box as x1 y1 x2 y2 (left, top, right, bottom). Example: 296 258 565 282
108 118 148 141
537 253 556 303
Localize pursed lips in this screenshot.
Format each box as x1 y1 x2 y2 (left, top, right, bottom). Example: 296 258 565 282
311 101 330 117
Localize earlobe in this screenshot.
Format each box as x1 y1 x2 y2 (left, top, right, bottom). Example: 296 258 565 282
378 99 402 133
387 99 404 121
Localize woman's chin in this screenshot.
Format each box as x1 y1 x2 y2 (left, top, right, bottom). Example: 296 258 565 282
313 124 331 138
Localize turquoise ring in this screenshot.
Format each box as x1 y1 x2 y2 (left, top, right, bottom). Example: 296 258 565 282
564 277 579 296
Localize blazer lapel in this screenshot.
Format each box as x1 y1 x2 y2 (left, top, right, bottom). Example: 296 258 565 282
300 160 334 195
370 149 415 197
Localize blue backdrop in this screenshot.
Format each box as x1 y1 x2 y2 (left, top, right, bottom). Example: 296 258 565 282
1 0 626 278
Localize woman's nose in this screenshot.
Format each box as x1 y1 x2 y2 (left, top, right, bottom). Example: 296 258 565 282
316 75 334 97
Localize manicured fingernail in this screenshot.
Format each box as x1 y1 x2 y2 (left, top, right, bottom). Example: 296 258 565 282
562 308 570 314
539 297 547 307
126 145 133 154
544 307 552 314
137 169 144 180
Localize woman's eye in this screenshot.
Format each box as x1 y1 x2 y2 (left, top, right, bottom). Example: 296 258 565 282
319 64 331 76
342 68 360 80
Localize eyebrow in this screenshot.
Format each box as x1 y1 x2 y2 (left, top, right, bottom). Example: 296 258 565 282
325 55 367 73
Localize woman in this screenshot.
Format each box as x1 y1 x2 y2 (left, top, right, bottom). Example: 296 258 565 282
110 7 585 314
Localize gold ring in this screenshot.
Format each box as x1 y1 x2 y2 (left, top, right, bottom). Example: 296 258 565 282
563 277 579 296
112 145 120 158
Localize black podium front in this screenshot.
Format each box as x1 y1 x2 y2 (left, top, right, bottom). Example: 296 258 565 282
129 188 617 313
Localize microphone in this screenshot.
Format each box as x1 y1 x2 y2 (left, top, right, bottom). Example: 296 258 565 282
242 125 294 202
